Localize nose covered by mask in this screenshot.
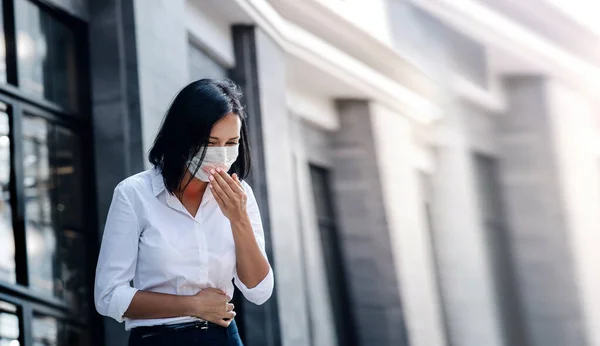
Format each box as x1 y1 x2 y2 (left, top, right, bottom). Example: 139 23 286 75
188 145 239 182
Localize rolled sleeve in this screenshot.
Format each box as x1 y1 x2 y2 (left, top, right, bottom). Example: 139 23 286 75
234 182 275 305
234 267 274 305
106 285 139 323
94 184 141 323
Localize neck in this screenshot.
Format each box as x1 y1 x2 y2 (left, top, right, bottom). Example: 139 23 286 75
178 170 208 199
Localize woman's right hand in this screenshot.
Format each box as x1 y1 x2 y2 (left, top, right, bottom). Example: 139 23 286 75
189 288 236 327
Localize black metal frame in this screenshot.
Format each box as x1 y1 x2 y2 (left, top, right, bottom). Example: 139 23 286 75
0 1 94 345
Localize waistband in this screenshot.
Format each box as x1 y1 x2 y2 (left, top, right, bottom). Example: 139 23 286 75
130 320 224 339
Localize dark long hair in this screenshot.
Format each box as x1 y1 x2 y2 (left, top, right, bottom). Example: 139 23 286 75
148 79 251 194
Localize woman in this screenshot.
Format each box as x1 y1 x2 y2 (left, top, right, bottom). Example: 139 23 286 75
94 79 274 346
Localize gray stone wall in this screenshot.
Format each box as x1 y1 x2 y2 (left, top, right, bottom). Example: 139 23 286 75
497 76 587 346
299 120 333 168
386 1 488 88
254 29 312 346
331 100 408 346
133 0 189 162
463 101 498 156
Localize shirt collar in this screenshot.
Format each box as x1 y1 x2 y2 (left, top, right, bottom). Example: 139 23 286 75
151 168 215 211
151 168 166 197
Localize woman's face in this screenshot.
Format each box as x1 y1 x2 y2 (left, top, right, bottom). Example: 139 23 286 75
208 113 241 147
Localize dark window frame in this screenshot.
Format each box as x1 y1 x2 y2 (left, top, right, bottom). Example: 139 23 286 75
0 1 94 346
473 152 528 346
308 163 357 346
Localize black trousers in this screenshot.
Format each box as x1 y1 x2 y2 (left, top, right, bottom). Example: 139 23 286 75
128 320 243 346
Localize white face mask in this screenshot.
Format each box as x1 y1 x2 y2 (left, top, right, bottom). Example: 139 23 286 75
188 145 239 182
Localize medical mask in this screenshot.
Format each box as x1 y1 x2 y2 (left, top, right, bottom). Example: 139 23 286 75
187 145 239 182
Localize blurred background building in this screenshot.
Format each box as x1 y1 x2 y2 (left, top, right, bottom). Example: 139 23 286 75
0 0 599 346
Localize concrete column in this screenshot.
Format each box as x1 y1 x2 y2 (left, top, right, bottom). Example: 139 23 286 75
429 109 505 346
132 0 189 161
331 100 409 346
497 76 587 346
370 103 447 346
548 82 600 346
88 0 144 345
230 26 309 346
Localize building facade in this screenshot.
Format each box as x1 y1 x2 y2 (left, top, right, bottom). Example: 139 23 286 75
0 1 599 346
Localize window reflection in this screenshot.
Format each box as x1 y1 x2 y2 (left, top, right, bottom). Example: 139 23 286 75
23 116 55 296
15 0 78 111
0 301 19 346
0 103 14 284
23 116 86 316
32 315 57 346
32 316 87 346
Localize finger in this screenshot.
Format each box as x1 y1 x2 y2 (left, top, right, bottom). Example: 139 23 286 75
226 303 235 312
216 168 241 195
209 185 227 211
209 183 226 206
211 169 236 199
222 311 236 320
216 168 245 195
209 177 230 204
231 173 243 189
214 318 230 328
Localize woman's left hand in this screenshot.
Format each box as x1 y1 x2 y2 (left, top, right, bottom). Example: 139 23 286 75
208 168 248 221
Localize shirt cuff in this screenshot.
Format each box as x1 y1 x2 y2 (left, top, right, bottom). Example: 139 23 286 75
237 267 274 305
107 285 139 323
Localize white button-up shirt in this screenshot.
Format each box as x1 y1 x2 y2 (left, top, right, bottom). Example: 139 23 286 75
94 169 274 330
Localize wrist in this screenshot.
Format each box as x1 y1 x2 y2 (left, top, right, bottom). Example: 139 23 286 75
181 295 202 317
230 211 251 229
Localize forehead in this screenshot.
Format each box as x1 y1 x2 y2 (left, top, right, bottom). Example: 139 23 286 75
210 113 241 136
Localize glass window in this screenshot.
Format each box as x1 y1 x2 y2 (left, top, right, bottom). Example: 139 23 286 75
58 228 87 317
0 301 19 346
15 0 79 111
23 116 86 315
308 166 335 221
32 316 87 346
0 103 14 284
32 315 57 346
23 116 54 295
54 127 83 230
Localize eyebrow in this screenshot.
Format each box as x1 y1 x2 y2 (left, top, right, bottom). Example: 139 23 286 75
209 136 240 141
